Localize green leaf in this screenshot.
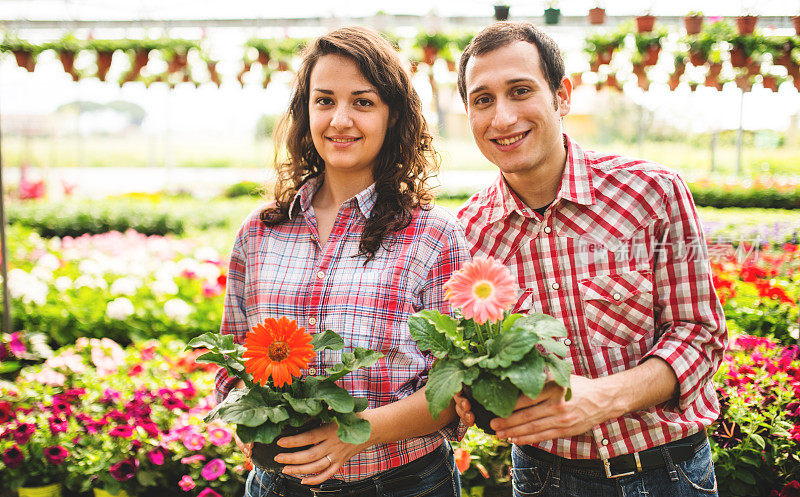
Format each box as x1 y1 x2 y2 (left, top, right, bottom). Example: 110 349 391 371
750 433 765 450
312 381 354 413
195 351 245 372
334 413 371 444
136 470 158 487
204 388 247 423
498 352 546 399
187 332 242 354
424 359 479 419
735 471 756 485
500 313 522 333
237 423 282 444
263 406 290 424
461 355 489 367
312 330 345 352
544 356 572 388
516 313 567 338
216 390 274 427
408 314 451 358
283 394 323 416
481 326 539 369
353 397 369 412
326 349 384 381
471 374 519 418
538 338 568 358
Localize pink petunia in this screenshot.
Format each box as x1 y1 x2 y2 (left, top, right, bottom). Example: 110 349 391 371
207 425 232 446
43 445 69 465
179 475 195 491
181 454 206 464
110 425 134 438
8 333 26 357
182 432 205 450
197 489 223 497
201 458 226 481
444 257 518 324
147 448 166 466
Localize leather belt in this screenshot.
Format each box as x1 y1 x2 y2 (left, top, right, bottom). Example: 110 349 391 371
519 431 708 479
277 442 446 496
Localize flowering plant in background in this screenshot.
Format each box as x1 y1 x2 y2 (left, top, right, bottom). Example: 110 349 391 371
187 319 383 463
710 335 800 497
452 428 512 496
409 257 571 432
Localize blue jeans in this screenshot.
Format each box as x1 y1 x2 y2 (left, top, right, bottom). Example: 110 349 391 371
511 439 718 497
245 441 461 497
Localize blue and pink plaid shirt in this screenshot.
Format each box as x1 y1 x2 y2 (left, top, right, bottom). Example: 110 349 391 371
215 178 470 481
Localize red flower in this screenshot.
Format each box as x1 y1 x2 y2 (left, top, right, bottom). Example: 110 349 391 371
244 317 315 388
147 448 166 466
3 444 24 468
779 481 800 497
109 457 138 481
43 445 69 465
0 402 14 425
110 425 134 438
12 423 35 444
48 416 69 435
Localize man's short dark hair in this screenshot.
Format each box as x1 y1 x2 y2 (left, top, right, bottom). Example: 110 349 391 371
457 21 565 105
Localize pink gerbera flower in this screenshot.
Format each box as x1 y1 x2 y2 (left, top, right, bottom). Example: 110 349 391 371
444 257 518 324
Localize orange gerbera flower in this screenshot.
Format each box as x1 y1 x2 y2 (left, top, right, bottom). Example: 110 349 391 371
243 317 315 388
444 257 518 324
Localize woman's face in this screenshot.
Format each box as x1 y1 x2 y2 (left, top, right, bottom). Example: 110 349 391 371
308 54 392 179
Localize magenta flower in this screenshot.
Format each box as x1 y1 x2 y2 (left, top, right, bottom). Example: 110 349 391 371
3 444 24 468
182 432 205 450
110 425 134 438
180 454 206 464
12 423 36 444
179 475 195 491
198 489 223 497
49 416 69 435
201 458 226 480
44 445 69 465
8 332 26 357
0 402 15 425
109 458 138 481
100 389 121 405
138 420 160 438
147 448 166 466
207 426 232 446
50 398 72 416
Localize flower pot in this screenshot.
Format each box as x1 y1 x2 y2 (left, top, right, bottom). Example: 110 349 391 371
276 60 290 71
409 60 419 74
735 74 752 92
597 47 613 65
736 15 758 35
167 52 187 73
462 386 499 434
642 45 660 66
251 419 323 473
635 15 655 33
588 7 605 25
684 15 704 35
762 75 778 92
746 61 761 76
589 59 601 72
606 74 620 91
18 483 62 497
571 72 582 87
257 49 270 66
632 63 645 77
704 74 721 90
708 62 722 78
422 45 438 66
13 50 35 72
793 16 800 36
132 49 149 73
446 59 456 72
674 61 686 78
93 489 130 497
208 61 221 87
730 46 748 68
689 50 706 67
668 74 681 91
96 51 114 81
58 51 75 74
544 7 560 25
636 73 649 90
493 5 510 21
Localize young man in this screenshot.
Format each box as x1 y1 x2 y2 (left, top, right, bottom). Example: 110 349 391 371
454 22 727 496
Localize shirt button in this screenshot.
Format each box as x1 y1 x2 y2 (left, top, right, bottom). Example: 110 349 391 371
316 270 325 279
544 226 552 234
564 338 572 346
308 317 317 326
612 293 622 301
307 367 317 376
552 282 560 290
601 438 609 446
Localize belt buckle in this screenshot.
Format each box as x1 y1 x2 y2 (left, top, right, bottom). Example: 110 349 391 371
602 452 641 479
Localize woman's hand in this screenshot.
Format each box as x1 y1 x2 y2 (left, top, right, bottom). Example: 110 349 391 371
274 422 369 485
231 380 253 460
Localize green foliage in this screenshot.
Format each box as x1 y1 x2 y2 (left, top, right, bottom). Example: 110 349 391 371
688 185 800 210
190 330 382 445
414 32 450 51
223 180 263 199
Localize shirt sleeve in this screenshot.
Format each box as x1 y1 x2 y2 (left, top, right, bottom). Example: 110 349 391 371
418 214 472 440
214 225 250 405
642 173 728 411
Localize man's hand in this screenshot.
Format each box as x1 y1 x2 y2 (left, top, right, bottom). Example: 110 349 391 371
453 391 475 428
491 375 616 445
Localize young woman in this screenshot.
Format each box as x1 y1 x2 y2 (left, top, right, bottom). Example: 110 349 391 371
214 27 470 496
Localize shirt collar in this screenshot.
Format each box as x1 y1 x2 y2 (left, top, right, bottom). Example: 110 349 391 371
288 176 378 220
485 133 595 224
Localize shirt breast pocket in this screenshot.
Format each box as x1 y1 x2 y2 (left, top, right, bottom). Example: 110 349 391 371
578 270 655 347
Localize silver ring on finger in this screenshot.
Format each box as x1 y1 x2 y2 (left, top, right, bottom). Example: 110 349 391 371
325 455 333 466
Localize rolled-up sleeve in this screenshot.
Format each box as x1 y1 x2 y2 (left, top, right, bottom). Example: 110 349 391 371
643 174 727 411
214 226 250 405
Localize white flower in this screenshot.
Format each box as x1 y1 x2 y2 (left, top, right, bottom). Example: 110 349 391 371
197 262 221 282
7 268 31 298
106 297 135 320
8 269 48 305
31 265 54 282
78 259 101 275
151 278 178 296
164 298 193 324
47 237 62 251
38 253 60 272
110 277 141 296
194 247 220 263
54 276 72 292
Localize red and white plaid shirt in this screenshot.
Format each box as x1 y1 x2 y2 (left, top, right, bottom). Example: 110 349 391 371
457 134 727 460
215 178 470 481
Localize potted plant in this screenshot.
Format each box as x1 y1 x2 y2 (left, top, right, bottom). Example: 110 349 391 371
729 34 764 69
736 14 758 35
1 35 40 72
493 4 510 21
584 30 626 71
792 15 800 36
188 319 382 472
408 257 571 434
761 73 778 92
245 38 272 66
544 2 560 25
636 13 656 33
686 21 735 66
634 27 667 66
415 32 449 66
46 34 83 81
684 11 704 35
588 5 605 25
735 73 753 91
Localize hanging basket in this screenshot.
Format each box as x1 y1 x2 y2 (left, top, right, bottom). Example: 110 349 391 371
543 7 561 25
208 61 221 87
668 74 681 91
58 51 75 74
684 15 704 35
96 51 114 81
635 15 656 33
729 46 748 68
689 50 706 67
588 7 606 25
792 16 800 36
257 49 270 66
762 75 778 92
493 4 510 21
18 483 62 497
736 15 758 35
422 45 438 66
642 45 661 66
12 50 36 72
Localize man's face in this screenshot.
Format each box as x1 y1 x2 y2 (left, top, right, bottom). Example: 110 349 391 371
464 41 571 177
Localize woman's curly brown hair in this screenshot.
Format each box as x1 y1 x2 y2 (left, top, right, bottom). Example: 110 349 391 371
261 26 438 261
